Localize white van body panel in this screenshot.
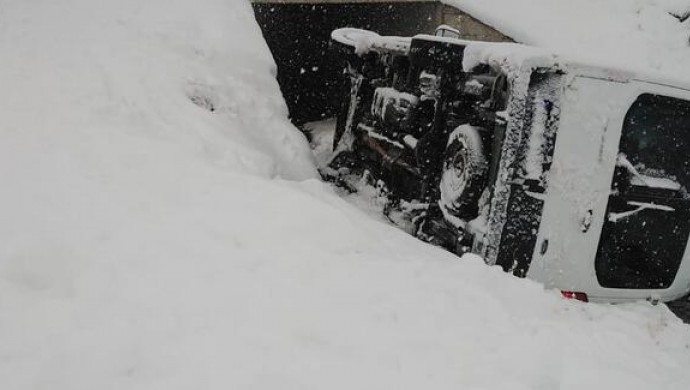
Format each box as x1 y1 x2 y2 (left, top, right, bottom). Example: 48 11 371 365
528 73 690 303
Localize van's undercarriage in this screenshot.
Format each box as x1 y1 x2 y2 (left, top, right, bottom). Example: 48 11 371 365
320 27 690 310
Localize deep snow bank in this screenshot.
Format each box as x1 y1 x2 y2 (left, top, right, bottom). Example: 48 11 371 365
0 0 316 181
444 0 690 83
0 1 689 389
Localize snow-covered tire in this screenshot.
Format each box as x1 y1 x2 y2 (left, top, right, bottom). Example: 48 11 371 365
439 125 488 218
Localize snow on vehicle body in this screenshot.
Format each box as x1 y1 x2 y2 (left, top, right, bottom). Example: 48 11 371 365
328 27 690 304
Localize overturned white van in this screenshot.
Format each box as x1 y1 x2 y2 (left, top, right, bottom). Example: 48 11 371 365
327 27 690 304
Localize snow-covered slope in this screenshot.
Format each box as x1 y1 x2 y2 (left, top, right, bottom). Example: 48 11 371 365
444 0 690 83
0 1 689 389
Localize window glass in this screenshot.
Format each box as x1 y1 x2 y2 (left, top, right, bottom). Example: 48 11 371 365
620 94 690 195
596 93 690 289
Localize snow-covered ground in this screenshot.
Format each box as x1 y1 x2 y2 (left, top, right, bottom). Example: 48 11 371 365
444 0 690 83
0 0 689 389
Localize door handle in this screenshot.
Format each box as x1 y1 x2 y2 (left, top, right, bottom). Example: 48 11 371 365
581 209 593 232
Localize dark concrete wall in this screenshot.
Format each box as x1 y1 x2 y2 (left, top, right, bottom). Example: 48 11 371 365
253 0 437 3
440 6 513 42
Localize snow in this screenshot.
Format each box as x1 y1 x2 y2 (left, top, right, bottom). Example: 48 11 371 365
618 154 684 190
633 175 683 190
331 28 411 56
608 201 675 223
0 1 689 389
444 0 690 83
372 87 419 121
403 134 419 149
462 41 560 78
523 97 548 180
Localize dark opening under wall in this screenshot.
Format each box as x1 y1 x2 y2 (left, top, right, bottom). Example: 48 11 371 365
252 2 441 125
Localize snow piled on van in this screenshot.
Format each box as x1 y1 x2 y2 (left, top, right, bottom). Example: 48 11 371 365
0 0 689 389
445 0 690 83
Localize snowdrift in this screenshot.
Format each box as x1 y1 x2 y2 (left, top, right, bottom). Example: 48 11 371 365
0 0 688 389
445 0 690 83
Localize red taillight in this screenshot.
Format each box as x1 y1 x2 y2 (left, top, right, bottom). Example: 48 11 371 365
561 291 589 302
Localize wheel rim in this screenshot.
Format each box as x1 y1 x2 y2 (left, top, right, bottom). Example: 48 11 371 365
452 152 466 175
447 144 469 192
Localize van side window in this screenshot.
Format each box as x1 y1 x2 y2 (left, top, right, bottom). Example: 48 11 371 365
595 93 690 290
620 94 690 194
